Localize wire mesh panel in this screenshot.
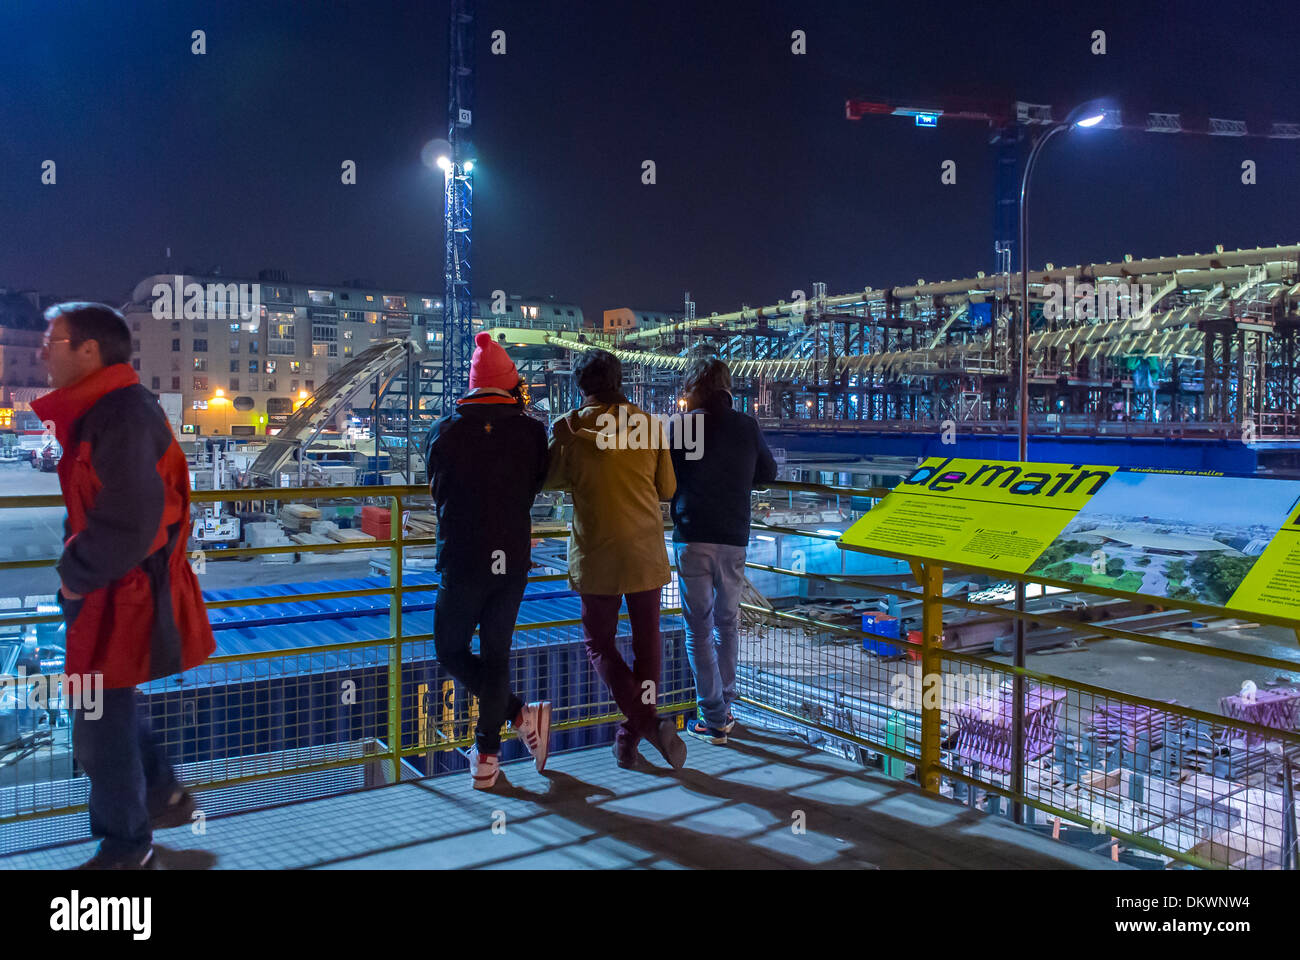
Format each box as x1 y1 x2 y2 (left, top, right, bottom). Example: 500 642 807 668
731 482 1300 870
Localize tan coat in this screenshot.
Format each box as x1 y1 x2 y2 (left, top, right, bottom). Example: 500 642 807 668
544 398 676 595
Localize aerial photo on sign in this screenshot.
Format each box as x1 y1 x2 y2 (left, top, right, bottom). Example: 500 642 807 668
1026 470 1300 606
839 457 1300 622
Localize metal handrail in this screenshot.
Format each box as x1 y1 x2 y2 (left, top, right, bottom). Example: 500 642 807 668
6 475 1300 869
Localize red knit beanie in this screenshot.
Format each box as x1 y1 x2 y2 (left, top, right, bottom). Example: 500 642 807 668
468 331 520 392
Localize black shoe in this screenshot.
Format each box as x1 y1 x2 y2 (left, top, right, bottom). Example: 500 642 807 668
650 718 687 769
151 787 197 830
74 846 158 870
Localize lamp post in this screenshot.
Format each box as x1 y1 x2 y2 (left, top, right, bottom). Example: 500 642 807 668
1011 100 1109 825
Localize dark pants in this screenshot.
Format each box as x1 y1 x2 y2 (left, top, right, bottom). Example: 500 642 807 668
72 687 179 861
433 571 527 754
579 588 663 744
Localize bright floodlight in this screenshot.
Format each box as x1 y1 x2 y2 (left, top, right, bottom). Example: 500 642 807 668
436 155 452 171
1075 113 1105 128
463 160 474 173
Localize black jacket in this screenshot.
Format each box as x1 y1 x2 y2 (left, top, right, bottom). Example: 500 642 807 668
425 397 549 577
668 391 778 546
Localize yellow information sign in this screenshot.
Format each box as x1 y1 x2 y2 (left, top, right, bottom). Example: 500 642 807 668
840 457 1300 623
840 457 1117 573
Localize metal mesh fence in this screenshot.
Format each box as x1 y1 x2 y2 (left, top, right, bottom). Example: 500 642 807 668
0 484 692 857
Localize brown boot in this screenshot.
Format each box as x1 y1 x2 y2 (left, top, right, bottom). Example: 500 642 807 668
648 718 687 769
613 724 639 769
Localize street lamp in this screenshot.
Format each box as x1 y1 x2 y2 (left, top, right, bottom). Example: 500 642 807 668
1012 99 1111 826
1016 99 1112 460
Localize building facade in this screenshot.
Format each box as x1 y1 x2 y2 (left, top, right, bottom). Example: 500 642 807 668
600 307 681 333
124 272 584 434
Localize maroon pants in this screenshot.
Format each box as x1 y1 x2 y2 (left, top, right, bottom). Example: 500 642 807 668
580 588 663 743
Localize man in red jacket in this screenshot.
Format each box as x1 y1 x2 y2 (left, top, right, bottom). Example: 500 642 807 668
32 303 216 869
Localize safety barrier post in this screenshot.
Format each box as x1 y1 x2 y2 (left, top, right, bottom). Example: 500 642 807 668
918 562 943 794
388 495 404 782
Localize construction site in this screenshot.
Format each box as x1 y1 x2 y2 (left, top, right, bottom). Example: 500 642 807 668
4 0 1300 890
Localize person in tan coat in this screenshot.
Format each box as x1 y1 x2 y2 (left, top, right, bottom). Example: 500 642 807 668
545 349 687 769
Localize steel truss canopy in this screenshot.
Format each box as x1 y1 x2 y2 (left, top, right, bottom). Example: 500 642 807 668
482 244 1300 383
248 338 417 483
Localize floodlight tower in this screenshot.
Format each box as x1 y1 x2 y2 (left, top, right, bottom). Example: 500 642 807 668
441 0 476 410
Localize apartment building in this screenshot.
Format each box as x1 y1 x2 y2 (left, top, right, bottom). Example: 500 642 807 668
123 271 583 434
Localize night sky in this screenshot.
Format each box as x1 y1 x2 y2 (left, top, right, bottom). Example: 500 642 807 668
3 0 1299 320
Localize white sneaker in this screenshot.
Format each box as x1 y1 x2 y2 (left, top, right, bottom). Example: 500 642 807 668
468 746 500 790
514 701 552 772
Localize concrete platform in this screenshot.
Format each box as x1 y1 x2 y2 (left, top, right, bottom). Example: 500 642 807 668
0 728 1129 870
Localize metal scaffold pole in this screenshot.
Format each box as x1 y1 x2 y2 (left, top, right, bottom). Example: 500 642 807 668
441 0 476 412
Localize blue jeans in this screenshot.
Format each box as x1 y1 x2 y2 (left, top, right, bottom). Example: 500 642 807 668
673 541 747 728
73 687 179 861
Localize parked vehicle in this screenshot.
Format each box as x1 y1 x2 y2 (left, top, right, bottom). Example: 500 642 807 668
36 441 60 472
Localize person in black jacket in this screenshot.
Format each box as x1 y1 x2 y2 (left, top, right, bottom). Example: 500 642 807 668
425 332 551 789
668 357 777 744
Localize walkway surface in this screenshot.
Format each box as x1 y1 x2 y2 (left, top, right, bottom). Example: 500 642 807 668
1 727 1127 869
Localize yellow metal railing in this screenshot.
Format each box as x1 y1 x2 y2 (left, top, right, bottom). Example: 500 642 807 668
742 479 1300 869
0 484 689 849
5 476 1300 868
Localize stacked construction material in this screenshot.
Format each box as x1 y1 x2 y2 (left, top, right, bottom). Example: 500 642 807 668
405 512 437 539
1219 688 1300 749
1092 699 1177 752
360 505 391 538
243 521 293 562
280 503 322 532
288 532 334 547
950 685 1067 773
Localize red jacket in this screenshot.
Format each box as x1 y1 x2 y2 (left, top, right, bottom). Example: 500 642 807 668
31 364 215 689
